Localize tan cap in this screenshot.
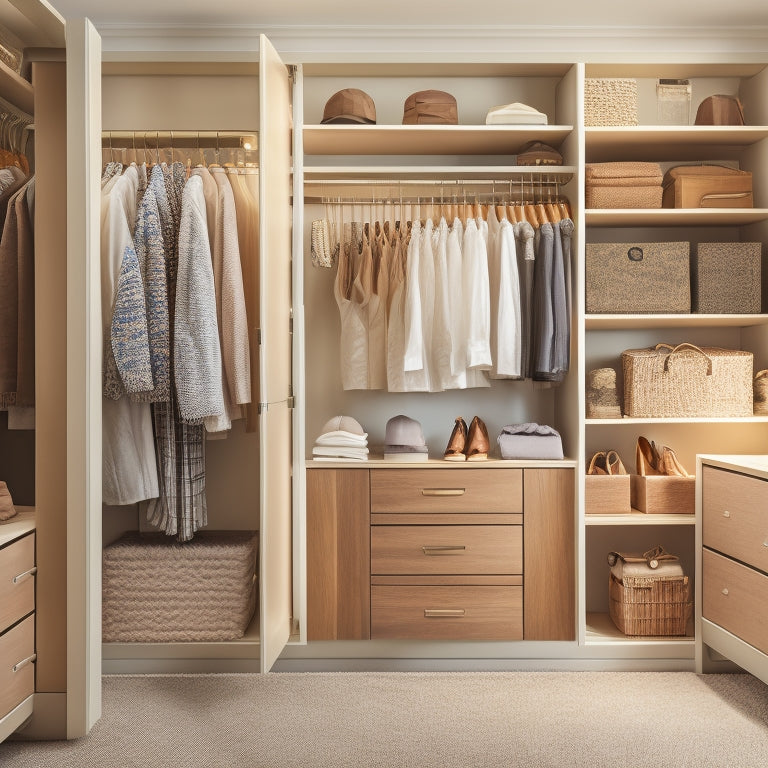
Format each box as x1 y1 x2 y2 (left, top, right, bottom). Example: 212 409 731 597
403 90 458 125
321 88 376 124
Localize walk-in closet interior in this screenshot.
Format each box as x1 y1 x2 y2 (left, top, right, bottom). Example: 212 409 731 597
2 0 768 743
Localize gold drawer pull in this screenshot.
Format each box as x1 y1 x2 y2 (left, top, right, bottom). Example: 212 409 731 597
722 510 731 518
424 609 466 618
421 488 465 497
422 545 466 555
13 566 37 584
722 588 729 596
13 654 36 673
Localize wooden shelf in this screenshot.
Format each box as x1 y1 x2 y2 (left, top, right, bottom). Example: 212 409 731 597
585 208 768 226
585 126 768 162
303 165 576 180
0 506 35 547
585 314 768 329
585 612 694 646
586 511 696 526
0 59 33 115
586 417 768 425
303 124 574 156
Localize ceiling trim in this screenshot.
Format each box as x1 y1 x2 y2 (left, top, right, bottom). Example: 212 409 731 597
96 23 768 64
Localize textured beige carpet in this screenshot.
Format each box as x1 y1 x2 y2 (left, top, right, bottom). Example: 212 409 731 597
2 672 768 767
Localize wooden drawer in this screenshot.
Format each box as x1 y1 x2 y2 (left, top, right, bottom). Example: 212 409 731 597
702 467 768 572
703 549 768 656
0 533 36 632
371 525 522 575
0 615 35 719
370 469 522 514
371 585 523 640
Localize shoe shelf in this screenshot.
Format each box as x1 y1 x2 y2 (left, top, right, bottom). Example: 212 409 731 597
585 314 768 330
302 124 574 156
585 512 696 526
585 126 768 162
585 613 694 648
585 208 768 227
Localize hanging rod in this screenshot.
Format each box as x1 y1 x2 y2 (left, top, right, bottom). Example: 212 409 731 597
101 130 258 150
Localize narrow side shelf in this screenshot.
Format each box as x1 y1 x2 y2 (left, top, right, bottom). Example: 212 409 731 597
585 612 694 648
585 512 696 526
585 314 768 329
585 208 768 226
303 124 574 156
585 126 768 162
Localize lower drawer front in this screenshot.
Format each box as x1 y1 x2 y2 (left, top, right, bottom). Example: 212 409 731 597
703 549 768 656
371 525 522 575
371 585 523 640
0 614 35 719
0 533 35 631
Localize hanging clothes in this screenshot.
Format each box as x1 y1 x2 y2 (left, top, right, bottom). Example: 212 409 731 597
101 165 160 506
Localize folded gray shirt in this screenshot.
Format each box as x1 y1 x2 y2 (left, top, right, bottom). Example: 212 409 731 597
497 423 564 460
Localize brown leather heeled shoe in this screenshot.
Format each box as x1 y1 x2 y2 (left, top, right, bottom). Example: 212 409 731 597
636 436 661 476
465 416 490 461
443 416 468 461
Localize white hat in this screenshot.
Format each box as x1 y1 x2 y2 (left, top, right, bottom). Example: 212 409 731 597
485 102 548 125
319 415 365 437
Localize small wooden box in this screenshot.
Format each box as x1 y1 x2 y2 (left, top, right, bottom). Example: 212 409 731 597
585 475 631 515
631 475 695 514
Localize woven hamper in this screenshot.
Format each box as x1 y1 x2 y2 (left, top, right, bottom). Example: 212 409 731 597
622 343 753 418
586 242 690 313
584 78 638 126
693 242 761 314
609 572 691 636
103 531 258 643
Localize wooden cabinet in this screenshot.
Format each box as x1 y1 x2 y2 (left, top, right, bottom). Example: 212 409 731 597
697 458 768 685
0 509 36 742
306 465 574 642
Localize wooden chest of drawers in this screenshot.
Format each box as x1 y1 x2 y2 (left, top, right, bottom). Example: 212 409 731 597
699 461 768 684
307 465 574 643
0 513 36 741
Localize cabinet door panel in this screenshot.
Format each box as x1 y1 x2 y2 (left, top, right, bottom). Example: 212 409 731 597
258 34 293 673
306 469 370 640
524 468 575 641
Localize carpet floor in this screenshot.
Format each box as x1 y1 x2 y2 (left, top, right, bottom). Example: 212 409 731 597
2 671 768 767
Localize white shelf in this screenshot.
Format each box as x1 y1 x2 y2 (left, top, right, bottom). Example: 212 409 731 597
585 314 768 329
585 612 694 646
586 417 768 425
303 124 574 156
585 126 768 162
585 511 695 526
585 208 768 226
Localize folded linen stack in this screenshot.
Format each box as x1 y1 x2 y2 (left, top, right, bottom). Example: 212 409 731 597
312 415 369 461
585 162 663 209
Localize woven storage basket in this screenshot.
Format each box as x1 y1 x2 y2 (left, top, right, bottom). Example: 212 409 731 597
102 531 258 643
692 242 761 314
585 241 690 314
622 343 753 418
609 572 691 636
754 370 768 415
585 162 663 209
584 78 638 126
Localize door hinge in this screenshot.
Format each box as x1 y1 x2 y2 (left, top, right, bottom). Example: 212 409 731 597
256 327 262 345
288 65 298 83
258 402 268 414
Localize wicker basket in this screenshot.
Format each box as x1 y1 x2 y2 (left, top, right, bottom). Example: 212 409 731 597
622 342 753 418
754 370 768 415
585 78 639 126
692 242 761 314
585 242 690 314
102 530 258 643
609 572 691 636
585 162 663 209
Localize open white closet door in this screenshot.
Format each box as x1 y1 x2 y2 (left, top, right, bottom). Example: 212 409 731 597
65 17 103 736
258 34 294 673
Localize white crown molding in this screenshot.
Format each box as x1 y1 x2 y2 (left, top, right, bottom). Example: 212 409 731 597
96 23 768 62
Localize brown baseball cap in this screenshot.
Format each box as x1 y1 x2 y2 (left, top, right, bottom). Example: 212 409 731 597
403 90 458 125
321 88 376 124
